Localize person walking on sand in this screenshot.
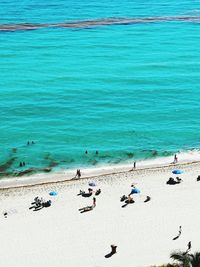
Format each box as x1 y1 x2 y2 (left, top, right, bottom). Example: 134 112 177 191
183 241 192 255
178 225 182 237
174 154 178 163
172 225 182 240
133 161 136 169
75 169 81 178
187 241 191 251
93 197 96 207
78 169 81 178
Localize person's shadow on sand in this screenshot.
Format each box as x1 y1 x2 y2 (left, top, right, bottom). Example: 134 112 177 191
105 245 117 258
105 252 115 258
172 235 179 240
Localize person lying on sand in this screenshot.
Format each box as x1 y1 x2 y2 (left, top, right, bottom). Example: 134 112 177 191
79 197 96 213
29 197 51 211
166 177 181 185
121 196 134 208
95 189 101 196
79 206 94 212
125 196 134 204
120 195 128 202
31 196 44 207
77 188 93 197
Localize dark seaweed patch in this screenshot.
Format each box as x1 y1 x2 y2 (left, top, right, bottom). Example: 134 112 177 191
0 157 16 172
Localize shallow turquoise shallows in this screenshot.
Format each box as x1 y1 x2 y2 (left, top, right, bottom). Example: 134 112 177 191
1 0 200 175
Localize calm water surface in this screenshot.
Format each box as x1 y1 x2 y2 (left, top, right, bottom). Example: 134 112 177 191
0 0 200 175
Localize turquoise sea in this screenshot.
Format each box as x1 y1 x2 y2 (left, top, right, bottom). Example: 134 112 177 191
1 0 200 176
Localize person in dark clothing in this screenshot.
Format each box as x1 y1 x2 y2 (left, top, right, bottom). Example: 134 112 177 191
187 241 191 251
133 161 136 169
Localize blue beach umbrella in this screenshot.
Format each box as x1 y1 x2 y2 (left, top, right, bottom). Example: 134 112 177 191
172 169 183 175
131 187 141 194
49 191 58 196
88 181 96 187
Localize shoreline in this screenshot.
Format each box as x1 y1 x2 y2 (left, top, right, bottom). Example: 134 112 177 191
1 154 200 266
1 149 200 187
1 155 200 190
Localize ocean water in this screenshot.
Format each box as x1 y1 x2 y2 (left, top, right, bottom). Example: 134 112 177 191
1 0 200 176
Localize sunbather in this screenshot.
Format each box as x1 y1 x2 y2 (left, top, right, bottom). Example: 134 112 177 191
42 200 51 207
79 197 96 213
128 185 140 196
77 188 93 197
166 177 180 185
125 196 134 204
176 177 183 183
29 197 50 211
95 189 101 196
77 190 85 196
122 196 134 208
120 195 128 202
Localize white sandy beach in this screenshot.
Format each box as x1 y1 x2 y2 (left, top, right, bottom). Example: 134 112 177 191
0 160 200 267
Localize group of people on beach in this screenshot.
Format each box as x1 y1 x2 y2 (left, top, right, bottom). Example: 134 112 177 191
166 177 182 185
120 184 151 208
75 169 81 178
78 185 101 213
29 196 52 211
